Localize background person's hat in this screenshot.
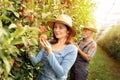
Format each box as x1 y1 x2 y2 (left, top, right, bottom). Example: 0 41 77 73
82 23 97 33
47 14 76 36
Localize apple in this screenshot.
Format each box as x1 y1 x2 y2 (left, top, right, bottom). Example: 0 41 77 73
8 2 13 7
39 26 46 33
15 63 20 68
11 58 15 65
38 0 42 3
15 23 21 27
15 43 24 48
18 6 23 11
40 34 47 41
28 14 34 21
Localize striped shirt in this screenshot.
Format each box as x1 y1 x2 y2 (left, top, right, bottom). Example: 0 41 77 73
78 39 97 58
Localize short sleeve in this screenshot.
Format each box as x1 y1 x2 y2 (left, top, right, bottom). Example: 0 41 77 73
88 42 97 58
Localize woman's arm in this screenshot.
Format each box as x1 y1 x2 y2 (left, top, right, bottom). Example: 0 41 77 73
29 48 44 65
47 45 77 77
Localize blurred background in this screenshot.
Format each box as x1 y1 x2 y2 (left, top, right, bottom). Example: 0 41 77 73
0 0 120 80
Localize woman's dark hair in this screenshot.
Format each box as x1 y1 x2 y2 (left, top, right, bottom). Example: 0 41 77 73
50 23 75 44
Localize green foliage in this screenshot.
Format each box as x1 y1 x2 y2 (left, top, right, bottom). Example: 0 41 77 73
72 0 96 40
97 25 120 61
0 0 95 79
0 23 42 79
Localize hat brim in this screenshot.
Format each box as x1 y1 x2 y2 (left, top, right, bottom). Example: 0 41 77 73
47 20 76 36
84 27 97 33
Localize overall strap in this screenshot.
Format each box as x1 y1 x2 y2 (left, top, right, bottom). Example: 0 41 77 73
82 41 93 51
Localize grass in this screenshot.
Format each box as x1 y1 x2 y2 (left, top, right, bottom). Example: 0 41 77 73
97 25 120 61
87 46 120 80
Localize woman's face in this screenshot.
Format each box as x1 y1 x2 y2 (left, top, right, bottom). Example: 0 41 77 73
53 22 68 39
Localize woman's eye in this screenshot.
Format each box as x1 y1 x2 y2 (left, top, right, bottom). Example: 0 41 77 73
59 26 63 29
54 26 57 29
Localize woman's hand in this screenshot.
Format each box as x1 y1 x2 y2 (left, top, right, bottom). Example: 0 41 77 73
39 34 52 55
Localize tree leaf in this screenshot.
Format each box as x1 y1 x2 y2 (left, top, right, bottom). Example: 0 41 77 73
42 12 51 19
0 20 2 28
12 11 19 18
22 36 28 47
0 16 11 22
8 23 17 29
0 54 11 77
11 38 23 45
0 27 9 43
8 45 19 54
31 38 38 45
11 27 26 38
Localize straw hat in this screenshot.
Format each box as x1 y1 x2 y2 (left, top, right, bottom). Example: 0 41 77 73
83 23 97 33
47 14 76 36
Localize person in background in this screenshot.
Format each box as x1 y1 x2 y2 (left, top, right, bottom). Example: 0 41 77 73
27 14 78 80
70 23 97 80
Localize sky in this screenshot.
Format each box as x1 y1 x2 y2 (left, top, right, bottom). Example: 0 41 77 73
93 0 120 30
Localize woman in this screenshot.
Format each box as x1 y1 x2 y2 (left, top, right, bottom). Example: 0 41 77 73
28 14 78 80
